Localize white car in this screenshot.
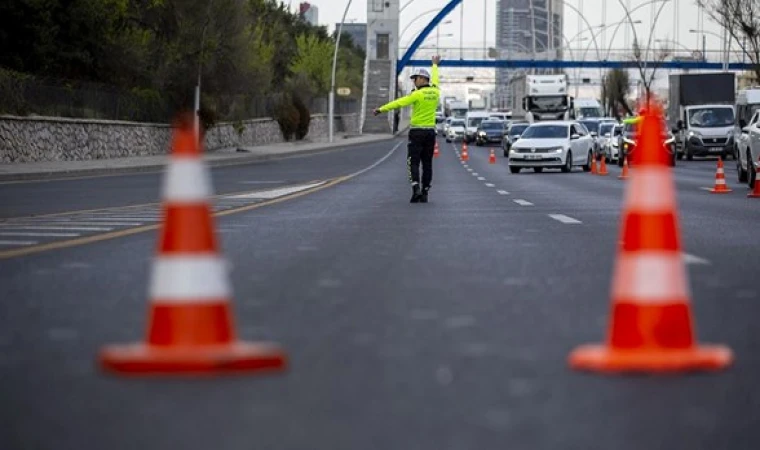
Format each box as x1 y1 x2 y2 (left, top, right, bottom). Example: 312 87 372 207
436 114 447 135
736 109 760 187
508 121 595 173
446 118 466 142
598 122 620 161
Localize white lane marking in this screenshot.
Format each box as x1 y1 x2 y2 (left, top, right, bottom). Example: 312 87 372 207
477 177 486 180
513 199 534 206
467 168 473 172
73 217 159 221
683 253 710 265
0 225 113 231
472 172 479 176
349 141 403 177
485 183 495 187
699 187 714 192
0 232 79 237
225 182 325 199
2 221 143 227
549 214 582 224
497 190 510 195
0 240 37 246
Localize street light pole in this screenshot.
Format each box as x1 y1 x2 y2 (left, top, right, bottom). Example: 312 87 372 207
329 0 352 144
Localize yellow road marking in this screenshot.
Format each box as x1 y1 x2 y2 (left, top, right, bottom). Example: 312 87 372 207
0 177 347 260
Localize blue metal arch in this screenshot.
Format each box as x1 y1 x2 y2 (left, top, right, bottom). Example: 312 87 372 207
405 59 756 71
397 0 463 76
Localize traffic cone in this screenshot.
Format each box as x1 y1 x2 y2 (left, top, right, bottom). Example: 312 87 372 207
749 157 760 198
590 153 598 174
598 154 609 176
461 142 469 161
99 113 287 376
568 103 733 374
434 141 440 158
489 148 496 164
618 156 630 180
708 157 732 194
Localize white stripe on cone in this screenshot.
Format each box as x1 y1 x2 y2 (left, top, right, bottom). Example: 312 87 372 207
624 167 676 212
162 159 213 202
150 255 231 302
612 252 690 303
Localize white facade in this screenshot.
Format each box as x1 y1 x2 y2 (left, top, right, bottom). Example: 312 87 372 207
367 0 400 64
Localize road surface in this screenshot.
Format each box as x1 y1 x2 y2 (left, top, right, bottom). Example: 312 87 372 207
1 137 759 450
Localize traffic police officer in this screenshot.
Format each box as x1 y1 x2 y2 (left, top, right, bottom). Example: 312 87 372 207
374 56 441 203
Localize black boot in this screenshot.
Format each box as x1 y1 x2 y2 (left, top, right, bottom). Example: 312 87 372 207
410 184 422 203
419 187 429 203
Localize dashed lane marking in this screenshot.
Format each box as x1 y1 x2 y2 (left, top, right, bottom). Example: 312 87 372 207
497 190 509 195
485 183 495 187
683 253 710 265
513 199 534 206
0 231 80 237
549 214 582 224
0 240 37 246
0 226 114 231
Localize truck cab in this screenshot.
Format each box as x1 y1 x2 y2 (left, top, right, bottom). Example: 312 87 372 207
572 98 603 119
678 104 736 160
521 74 573 123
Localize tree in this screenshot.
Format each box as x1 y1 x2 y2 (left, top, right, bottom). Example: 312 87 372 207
289 34 333 95
631 38 671 103
602 68 633 118
697 0 760 82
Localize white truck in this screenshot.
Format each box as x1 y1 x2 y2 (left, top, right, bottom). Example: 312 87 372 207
572 98 603 119
446 100 469 119
520 74 573 123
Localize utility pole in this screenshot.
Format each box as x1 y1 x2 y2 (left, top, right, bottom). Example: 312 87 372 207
460 1 464 59
329 0 353 143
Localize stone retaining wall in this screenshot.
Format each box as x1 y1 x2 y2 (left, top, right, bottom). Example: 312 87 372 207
0 113 361 163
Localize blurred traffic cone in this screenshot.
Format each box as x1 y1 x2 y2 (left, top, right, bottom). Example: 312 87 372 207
568 103 732 374
618 156 630 180
99 113 287 376
708 157 732 194
590 153 598 174
749 157 760 198
489 148 496 164
434 141 440 158
461 142 469 161
598 154 609 176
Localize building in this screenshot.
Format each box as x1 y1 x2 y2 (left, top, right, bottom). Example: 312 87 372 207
299 2 318 26
495 0 564 110
337 23 367 53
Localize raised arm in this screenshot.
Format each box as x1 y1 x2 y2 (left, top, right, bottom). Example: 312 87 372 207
431 55 440 87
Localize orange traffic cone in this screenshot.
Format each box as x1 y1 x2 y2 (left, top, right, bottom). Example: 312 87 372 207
598 154 609 176
461 142 469 161
434 141 440 158
749 157 760 198
568 103 732 373
590 153 598 174
99 114 287 376
489 148 496 164
618 156 630 180
707 157 732 193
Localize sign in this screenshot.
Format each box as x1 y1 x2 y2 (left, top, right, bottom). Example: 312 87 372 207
337 87 351 96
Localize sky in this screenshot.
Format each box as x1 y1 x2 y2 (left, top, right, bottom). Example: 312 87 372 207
290 0 729 57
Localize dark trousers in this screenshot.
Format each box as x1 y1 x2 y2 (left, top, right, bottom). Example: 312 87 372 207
407 128 436 189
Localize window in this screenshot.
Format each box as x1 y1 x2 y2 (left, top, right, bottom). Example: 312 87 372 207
376 34 389 59
371 0 384 12
522 125 568 139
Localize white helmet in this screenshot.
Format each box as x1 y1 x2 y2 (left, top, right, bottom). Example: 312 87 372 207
410 68 431 80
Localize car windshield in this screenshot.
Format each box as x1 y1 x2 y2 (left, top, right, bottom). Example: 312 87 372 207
599 123 614 135
580 121 600 132
480 122 502 130
451 120 465 127
624 121 669 137
436 116 444 124
468 117 485 127
521 125 568 139
688 107 735 127
509 124 529 135
578 107 601 117
613 125 623 136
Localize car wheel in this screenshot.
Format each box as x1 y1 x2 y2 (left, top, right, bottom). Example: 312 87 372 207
670 149 676 167
582 151 592 172
618 154 624 167
509 166 521 174
533 167 543 173
503 149 509 157
561 151 572 173
446 139 451 143
737 153 748 183
676 153 683 160
686 147 694 161
749 152 756 189
722 150 729 161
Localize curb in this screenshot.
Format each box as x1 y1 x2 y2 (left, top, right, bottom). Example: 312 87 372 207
0 134 398 182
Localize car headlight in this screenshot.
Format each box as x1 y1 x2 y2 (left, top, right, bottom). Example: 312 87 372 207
688 130 702 138
478 131 486 137
612 141 619 147
548 147 563 153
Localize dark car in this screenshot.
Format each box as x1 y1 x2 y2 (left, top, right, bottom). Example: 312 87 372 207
475 120 506 146
502 122 530 157
617 118 675 167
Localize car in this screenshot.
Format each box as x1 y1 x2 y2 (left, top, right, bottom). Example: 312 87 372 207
507 121 595 173
445 118 466 143
603 124 624 162
736 110 760 186
435 114 446 135
475 120 505 146
502 122 530 157
578 118 602 155
489 112 511 122
464 111 491 143
597 122 619 161
618 117 676 167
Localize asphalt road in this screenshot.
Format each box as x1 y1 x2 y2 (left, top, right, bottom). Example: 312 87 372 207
2 136 760 450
